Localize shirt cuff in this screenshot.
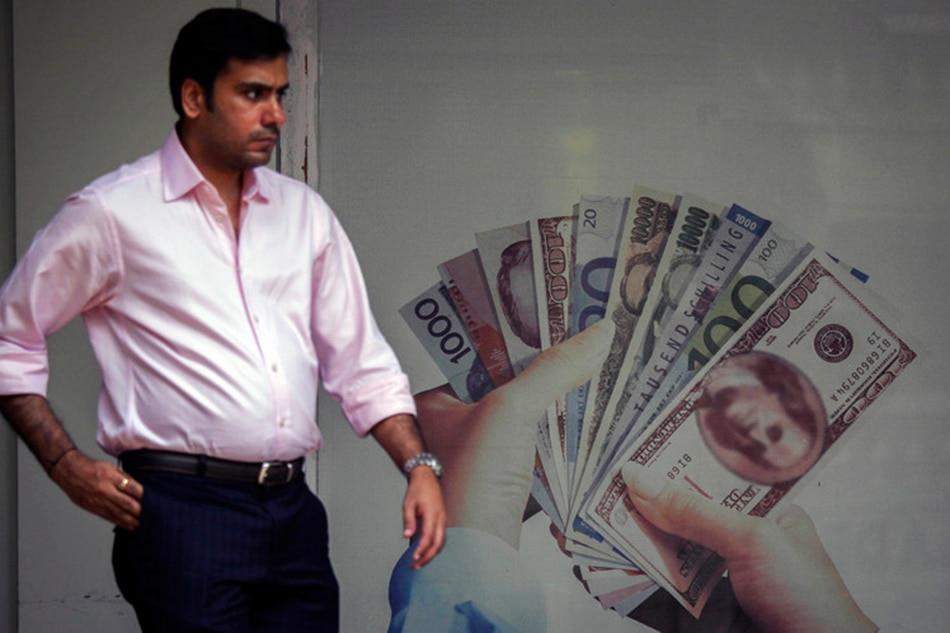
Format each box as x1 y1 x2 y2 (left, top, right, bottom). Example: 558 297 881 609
342 372 418 436
0 350 50 396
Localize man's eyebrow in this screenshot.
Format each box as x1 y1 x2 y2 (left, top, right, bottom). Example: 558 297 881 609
236 81 283 91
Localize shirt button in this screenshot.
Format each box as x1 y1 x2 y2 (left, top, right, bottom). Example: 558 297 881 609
278 417 287 427
271 363 279 373
253 314 260 324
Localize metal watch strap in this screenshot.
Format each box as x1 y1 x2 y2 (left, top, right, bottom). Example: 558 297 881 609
402 452 443 478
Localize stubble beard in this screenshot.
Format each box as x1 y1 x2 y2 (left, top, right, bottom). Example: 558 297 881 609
240 130 280 169
219 140 275 172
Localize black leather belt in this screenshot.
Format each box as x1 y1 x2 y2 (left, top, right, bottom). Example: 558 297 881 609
120 450 305 486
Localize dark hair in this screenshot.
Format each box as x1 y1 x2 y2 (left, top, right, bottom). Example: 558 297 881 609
169 8 291 117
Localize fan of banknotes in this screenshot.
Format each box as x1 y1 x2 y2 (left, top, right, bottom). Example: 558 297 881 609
400 186 916 618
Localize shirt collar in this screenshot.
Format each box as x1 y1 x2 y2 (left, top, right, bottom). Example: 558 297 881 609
242 163 272 203
160 128 272 203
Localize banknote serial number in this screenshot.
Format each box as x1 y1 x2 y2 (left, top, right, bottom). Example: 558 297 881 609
666 453 693 480
831 332 891 402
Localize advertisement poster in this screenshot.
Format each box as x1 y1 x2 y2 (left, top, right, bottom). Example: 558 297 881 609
317 2 949 632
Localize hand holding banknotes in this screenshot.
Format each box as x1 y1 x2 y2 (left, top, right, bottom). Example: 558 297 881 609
402 190 915 624
622 463 879 633
413 319 614 549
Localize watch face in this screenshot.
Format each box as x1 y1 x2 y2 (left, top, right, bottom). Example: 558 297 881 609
424 456 443 478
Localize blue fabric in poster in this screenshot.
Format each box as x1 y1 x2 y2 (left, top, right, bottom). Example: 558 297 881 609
388 527 546 633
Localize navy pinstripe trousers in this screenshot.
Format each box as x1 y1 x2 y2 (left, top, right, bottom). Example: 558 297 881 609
112 469 339 632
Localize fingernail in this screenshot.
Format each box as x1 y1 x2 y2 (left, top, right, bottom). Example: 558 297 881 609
621 463 666 500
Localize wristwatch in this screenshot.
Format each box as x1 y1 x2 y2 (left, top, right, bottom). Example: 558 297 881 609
402 452 443 478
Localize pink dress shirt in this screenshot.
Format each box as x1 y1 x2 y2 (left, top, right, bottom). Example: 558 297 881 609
0 130 416 461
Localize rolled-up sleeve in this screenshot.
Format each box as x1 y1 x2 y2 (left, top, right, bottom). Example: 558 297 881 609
310 203 416 435
0 190 122 396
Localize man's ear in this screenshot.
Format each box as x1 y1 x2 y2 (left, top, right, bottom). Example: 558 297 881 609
180 78 207 120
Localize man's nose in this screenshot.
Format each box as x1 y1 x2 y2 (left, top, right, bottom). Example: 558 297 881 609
264 96 286 128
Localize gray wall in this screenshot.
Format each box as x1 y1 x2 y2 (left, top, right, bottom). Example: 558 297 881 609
318 1 950 632
1 0 18 630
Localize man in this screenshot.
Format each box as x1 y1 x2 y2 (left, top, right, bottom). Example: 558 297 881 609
0 8 444 632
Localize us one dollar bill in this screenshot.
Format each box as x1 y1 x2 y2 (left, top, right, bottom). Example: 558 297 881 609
587 253 916 616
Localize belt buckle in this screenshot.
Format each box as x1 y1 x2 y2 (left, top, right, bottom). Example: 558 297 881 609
257 461 294 485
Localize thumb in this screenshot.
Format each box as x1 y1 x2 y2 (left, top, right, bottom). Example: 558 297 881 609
621 462 760 559
775 503 824 550
498 318 615 415
403 497 417 539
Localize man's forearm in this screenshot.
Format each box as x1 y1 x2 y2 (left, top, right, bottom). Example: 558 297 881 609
2 393 144 529
370 413 427 470
0 394 77 473
372 411 446 568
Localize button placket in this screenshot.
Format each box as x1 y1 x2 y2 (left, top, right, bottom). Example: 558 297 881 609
228 205 290 445
246 304 292 435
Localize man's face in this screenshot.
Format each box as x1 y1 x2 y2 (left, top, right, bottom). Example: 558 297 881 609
722 385 811 471
507 258 541 348
194 56 289 172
